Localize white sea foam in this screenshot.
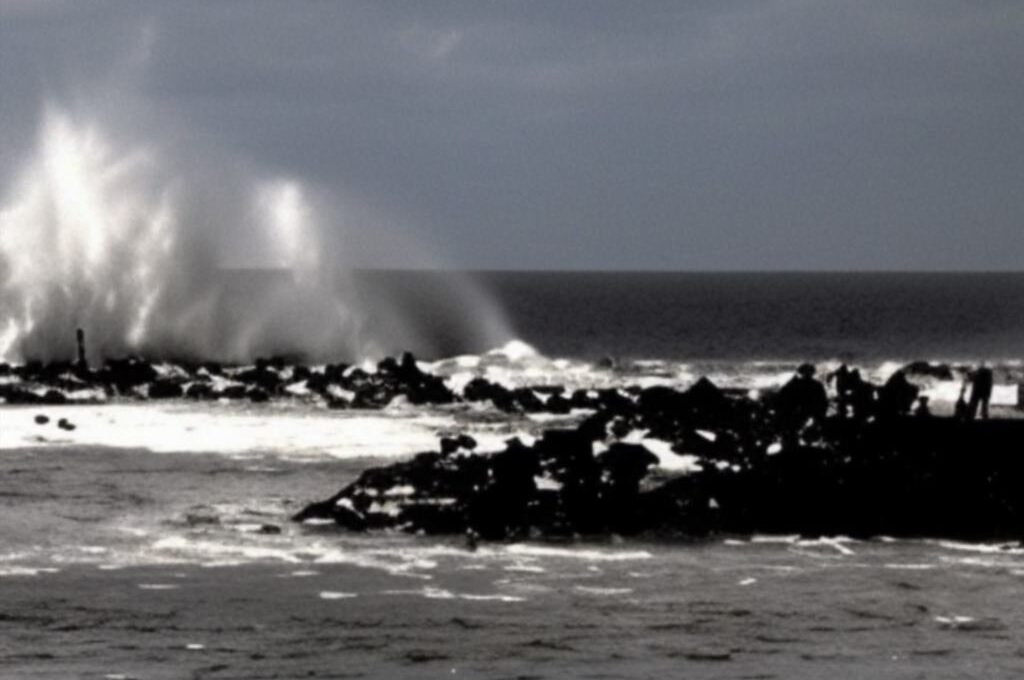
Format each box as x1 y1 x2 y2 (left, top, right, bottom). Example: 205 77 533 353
883 563 937 571
0 403 452 459
319 591 357 600
795 537 857 556
934 540 1023 555
383 586 524 602
0 566 60 577
503 544 652 561
457 593 526 602
643 438 703 474
573 586 634 596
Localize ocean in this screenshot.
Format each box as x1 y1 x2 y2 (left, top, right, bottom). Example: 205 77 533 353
1 271 1023 678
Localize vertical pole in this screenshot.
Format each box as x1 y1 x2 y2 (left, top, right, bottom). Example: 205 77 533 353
76 328 88 369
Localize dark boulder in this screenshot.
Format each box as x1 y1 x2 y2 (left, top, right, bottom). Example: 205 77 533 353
184 383 215 400
218 384 248 400
247 387 271 403
40 389 68 405
0 386 41 404
903 361 954 381
440 434 477 456
235 366 283 393
99 357 158 392
149 380 184 399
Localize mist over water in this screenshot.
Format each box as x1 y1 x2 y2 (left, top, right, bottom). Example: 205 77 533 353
0 107 512 364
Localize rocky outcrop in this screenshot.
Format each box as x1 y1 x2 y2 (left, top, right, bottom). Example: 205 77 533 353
295 380 1024 542
0 352 455 408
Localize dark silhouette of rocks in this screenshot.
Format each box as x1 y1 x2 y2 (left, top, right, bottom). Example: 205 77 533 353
2 348 1021 541
148 380 184 399
294 368 1024 542
903 361 954 381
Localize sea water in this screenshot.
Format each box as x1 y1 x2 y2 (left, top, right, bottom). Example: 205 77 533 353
1 271 1023 678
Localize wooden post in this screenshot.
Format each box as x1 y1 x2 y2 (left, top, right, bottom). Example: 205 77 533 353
76 328 88 368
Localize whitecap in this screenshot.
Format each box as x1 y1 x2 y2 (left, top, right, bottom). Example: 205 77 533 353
503 544 652 561
319 591 357 600
573 586 634 596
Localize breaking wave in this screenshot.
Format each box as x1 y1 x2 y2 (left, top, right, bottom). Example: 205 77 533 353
0 108 511 363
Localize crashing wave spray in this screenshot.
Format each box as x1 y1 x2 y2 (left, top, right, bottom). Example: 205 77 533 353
0 107 511 363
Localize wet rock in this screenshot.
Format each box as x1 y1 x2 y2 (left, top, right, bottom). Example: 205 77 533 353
440 434 477 456
351 385 394 409
545 394 573 414
218 385 248 400
305 372 331 395
184 383 215 400
148 380 184 399
199 361 224 376
99 357 158 392
0 386 41 404
40 389 68 405
235 366 283 393
247 387 271 403
463 378 512 408
295 393 1024 542
903 361 954 381
326 395 350 409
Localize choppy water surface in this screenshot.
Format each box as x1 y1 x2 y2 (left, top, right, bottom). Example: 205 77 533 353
2 416 1023 679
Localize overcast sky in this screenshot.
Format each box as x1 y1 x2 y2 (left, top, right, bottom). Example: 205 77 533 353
2 0 1022 270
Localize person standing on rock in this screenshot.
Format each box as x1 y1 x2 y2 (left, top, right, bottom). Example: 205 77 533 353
776 363 829 439
954 384 971 421
968 364 994 420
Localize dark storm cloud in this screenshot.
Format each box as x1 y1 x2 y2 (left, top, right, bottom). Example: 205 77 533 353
2 0 1022 269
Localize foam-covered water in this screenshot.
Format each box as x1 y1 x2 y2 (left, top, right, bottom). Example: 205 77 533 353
2 354 1022 677
2 270 1022 676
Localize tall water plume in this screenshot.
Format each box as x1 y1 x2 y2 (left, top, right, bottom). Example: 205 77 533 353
0 106 512 363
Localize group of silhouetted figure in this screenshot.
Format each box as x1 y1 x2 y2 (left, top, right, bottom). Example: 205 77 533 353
774 361 996 431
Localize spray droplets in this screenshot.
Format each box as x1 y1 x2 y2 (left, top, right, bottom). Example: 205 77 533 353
0 109 364 363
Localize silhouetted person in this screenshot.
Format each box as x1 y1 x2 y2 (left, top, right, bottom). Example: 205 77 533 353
877 370 919 417
777 363 829 433
968 365 994 420
954 384 971 421
913 396 932 418
75 328 88 370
